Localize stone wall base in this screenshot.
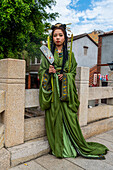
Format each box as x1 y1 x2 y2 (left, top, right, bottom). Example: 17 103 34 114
82 117 113 139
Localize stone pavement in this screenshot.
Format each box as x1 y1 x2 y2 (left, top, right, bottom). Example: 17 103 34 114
9 129 113 170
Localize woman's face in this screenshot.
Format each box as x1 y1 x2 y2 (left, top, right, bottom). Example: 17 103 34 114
53 29 65 46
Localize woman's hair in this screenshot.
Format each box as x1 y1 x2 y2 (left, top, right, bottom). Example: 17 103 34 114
51 23 68 74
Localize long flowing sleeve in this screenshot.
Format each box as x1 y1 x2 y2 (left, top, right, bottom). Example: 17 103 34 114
38 56 52 110
61 52 80 113
67 52 80 113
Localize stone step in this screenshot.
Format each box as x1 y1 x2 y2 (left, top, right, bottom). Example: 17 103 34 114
0 148 10 170
7 137 50 168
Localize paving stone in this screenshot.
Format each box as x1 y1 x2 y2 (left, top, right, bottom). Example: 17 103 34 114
86 136 113 152
95 132 113 143
67 156 113 170
103 151 113 166
35 154 84 170
9 160 46 170
106 129 113 135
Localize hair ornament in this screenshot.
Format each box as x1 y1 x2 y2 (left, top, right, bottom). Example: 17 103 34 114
66 23 72 25
45 23 72 34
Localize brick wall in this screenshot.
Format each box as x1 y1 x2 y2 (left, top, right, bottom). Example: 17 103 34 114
89 65 98 86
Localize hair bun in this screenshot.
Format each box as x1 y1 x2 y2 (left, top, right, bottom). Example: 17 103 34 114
51 23 66 30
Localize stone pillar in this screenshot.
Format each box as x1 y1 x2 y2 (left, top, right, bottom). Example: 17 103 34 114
0 58 25 147
75 67 89 126
107 70 113 108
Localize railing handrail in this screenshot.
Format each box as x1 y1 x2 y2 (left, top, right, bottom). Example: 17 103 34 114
89 86 113 100
25 86 113 108
25 89 39 108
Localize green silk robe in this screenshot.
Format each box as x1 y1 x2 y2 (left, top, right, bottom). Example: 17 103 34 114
39 50 109 159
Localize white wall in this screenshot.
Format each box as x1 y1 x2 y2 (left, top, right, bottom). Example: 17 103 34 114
72 36 98 68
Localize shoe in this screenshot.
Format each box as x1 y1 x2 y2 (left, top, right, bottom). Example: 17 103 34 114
98 154 105 160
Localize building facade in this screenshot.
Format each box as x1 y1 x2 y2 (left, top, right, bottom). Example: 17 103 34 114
98 31 113 76
72 33 98 68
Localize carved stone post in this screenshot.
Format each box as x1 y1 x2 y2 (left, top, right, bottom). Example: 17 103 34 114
107 71 113 117
0 59 25 147
75 67 89 126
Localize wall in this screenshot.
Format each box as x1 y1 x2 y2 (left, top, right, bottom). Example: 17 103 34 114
72 36 98 68
101 35 113 75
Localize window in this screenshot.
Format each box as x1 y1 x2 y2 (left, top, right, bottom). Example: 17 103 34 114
83 46 88 55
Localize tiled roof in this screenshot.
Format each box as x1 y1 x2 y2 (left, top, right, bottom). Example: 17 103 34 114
99 31 113 37
70 33 98 46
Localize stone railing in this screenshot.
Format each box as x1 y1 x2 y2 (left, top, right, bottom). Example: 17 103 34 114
75 67 89 126
0 58 113 148
88 87 113 123
1 58 113 169
75 67 113 126
25 66 113 127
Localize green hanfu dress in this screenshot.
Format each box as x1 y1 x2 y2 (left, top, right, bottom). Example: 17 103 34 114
39 49 109 159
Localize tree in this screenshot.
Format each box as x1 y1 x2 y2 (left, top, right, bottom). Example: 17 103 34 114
0 0 58 59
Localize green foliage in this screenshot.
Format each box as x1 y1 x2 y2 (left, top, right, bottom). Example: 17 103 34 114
0 0 58 59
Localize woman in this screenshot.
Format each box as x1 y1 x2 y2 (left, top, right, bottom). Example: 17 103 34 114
39 23 109 159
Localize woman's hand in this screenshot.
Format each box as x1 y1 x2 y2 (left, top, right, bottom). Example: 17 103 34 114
49 65 56 74
58 74 63 80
